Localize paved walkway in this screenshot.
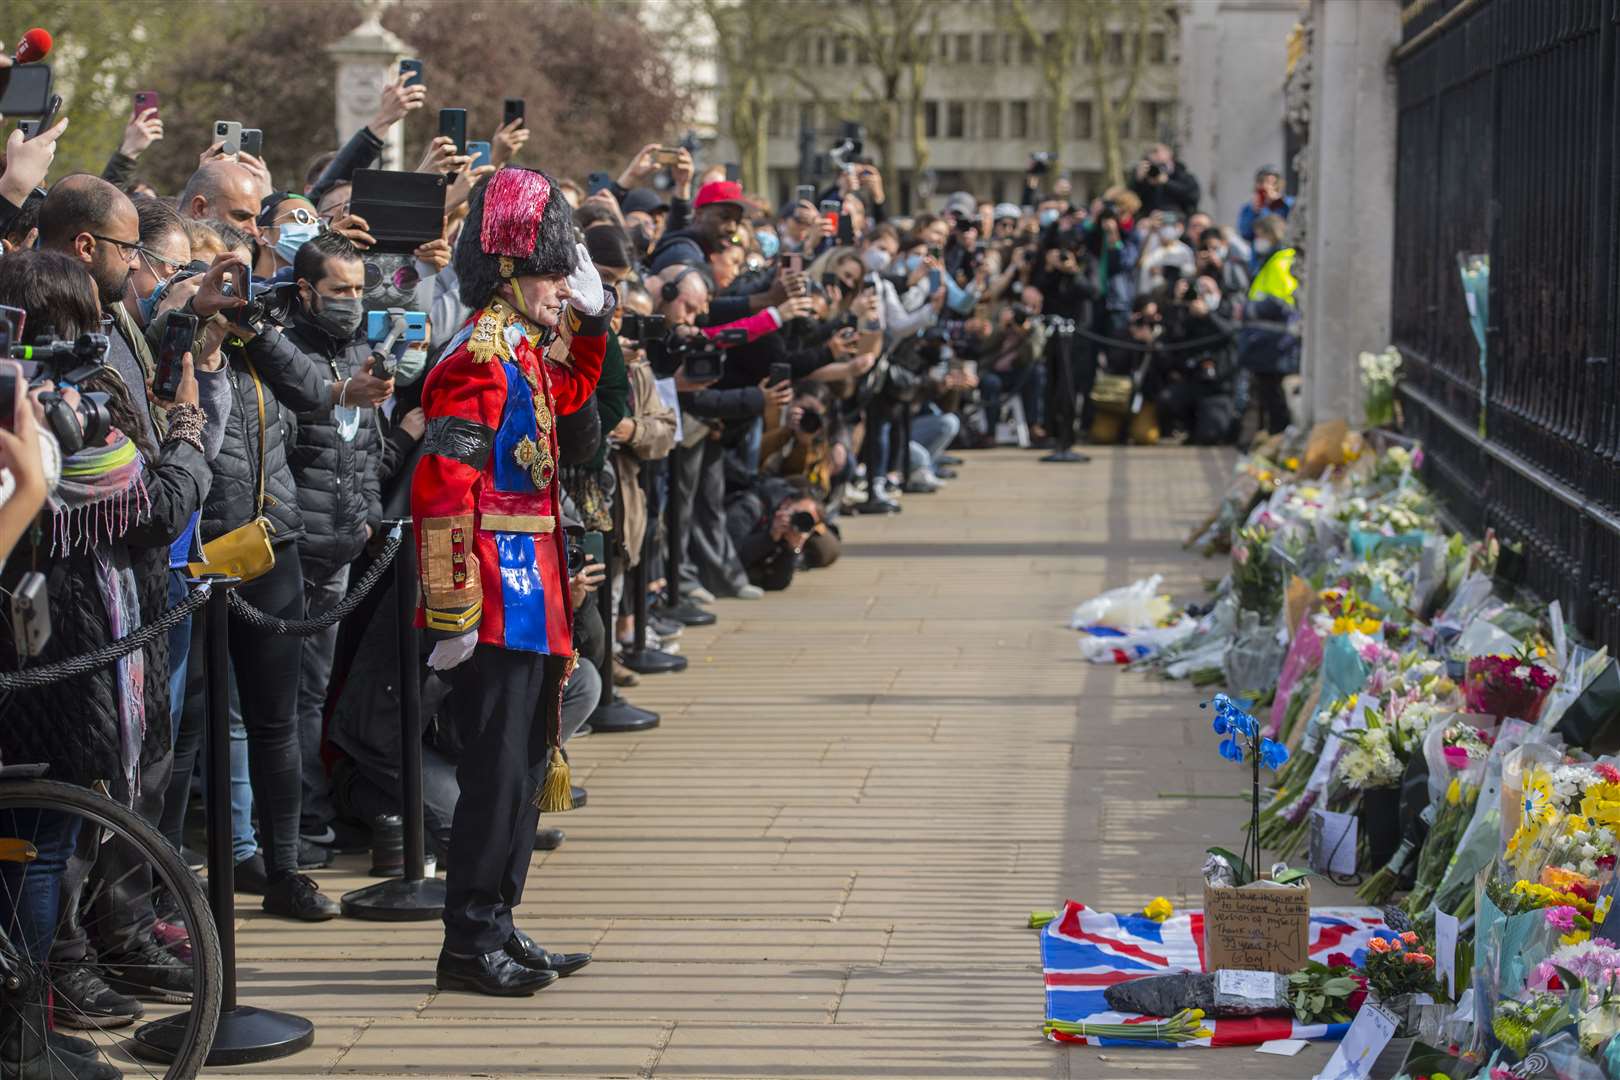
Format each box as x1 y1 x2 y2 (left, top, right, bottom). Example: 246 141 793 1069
214 446 1348 1078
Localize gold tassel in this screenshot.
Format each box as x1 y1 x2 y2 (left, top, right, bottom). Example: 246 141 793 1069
536 746 573 812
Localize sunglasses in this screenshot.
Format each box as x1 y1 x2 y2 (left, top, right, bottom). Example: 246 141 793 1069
273 206 320 227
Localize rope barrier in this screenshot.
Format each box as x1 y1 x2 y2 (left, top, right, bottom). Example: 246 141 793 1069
0 580 213 690
225 525 402 636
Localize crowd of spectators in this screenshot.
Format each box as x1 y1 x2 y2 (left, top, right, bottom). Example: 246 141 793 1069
0 37 1301 1076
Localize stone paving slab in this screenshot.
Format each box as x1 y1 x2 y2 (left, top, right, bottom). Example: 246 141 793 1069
202 446 1340 1078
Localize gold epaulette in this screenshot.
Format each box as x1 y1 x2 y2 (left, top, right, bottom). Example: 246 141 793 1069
465 298 540 366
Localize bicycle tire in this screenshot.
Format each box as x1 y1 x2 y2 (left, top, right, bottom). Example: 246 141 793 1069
0 779 223 1079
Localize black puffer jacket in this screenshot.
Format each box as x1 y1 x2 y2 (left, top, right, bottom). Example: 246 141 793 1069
265 318 384 576
202 329 329 546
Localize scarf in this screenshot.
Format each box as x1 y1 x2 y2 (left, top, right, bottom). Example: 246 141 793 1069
51 435 149 556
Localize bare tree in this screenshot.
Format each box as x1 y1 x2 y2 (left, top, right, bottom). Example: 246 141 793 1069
831 0 939 183
699 0 815 194
1001 0 1170 189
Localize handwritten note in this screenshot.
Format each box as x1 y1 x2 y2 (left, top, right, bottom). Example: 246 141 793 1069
1217 969 1277 1001
1203 882 1310 974
1435 910 1458 999
1309 808 1358 877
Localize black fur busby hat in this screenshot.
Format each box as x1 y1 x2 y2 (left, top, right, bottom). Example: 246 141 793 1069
455 167 578 310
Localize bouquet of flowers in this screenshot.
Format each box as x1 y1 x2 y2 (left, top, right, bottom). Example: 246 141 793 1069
1403 721 1495 916
1465 652 1557 722
1361 347 1403 428
1364 930 1440 1001
1232 524 1285 620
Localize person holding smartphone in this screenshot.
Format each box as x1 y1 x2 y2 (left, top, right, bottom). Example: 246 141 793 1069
305 67 427 203
100 96 164 194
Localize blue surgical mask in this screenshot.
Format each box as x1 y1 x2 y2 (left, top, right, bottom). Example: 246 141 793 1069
138 277 171 324
1254 240 1274 257
862 248 891 273
1038 208 1060 228
274 222 320 266
903 254 923 273
395 346 429 385
756 229 779 260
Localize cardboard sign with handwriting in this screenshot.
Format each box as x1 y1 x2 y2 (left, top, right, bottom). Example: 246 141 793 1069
1202 878 1311 974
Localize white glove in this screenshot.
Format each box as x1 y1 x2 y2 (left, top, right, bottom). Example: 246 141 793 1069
565 242 605 315
426 629 477 671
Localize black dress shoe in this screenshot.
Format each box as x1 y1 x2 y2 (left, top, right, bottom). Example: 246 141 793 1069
654 599 718 627
533 827 566 851
436 948 558 996
505 930 592 977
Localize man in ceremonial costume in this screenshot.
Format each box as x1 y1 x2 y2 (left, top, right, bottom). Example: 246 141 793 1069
412 166 612 996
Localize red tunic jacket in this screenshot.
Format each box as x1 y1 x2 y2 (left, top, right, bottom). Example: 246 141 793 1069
411 298 607 654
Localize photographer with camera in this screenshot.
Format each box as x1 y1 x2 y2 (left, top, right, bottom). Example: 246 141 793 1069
1152 273 1239 446
724 476 826 593
1237 164 1293 249
0 249 215 1033
1129 143 1201 219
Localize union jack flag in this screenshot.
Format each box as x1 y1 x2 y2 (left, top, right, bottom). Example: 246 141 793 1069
1040 900 1390 1047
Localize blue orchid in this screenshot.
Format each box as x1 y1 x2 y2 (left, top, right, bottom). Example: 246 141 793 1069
1218 736 1245 763
1259 738 1290 770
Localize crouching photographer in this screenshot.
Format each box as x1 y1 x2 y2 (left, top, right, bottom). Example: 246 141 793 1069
1151 275 1238 446
724 476 827 592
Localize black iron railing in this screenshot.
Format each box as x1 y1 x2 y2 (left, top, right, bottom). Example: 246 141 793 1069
1394 0 1620 647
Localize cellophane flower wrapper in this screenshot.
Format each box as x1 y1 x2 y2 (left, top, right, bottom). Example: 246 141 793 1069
1426 720 1536 923
1224 608 1289 697
1267 611 1326 738
1466 655 1556 724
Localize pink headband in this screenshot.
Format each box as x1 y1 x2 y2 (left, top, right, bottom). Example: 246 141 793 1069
480 168 552 259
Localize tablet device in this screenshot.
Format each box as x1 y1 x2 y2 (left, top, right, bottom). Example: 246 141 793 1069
350 169 448 256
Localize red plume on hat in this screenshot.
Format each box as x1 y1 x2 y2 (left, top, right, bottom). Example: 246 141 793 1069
480 168 553 258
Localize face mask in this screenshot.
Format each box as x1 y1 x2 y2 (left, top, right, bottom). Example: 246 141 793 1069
903 254 923 273
138 277 172 324
862 248 891 273
334 404 362 443
306 294 364 339
1254 240 1274 256
1158 225 1180 243
395 346 429 385
1038 208 1060 228
1211 245 1228 262
755 229 779 260
274 222 320 266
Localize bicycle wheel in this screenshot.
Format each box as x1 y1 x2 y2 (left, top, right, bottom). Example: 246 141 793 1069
0 779 222 1080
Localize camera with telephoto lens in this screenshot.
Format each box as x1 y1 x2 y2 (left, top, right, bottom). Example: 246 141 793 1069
223 279 300 332
796 407 823 436
1028 152 1053 176
1145 160 1164 181
639 325 739 382
828 122 864 172
6 331 116 455
789 510 816 534
1011 303 1034 327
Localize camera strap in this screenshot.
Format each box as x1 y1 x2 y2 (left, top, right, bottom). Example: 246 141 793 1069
243 358 267 517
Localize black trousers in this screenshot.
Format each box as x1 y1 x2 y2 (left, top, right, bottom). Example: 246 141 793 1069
441 644 559 955
225 545 307 877
1251 371 1291 435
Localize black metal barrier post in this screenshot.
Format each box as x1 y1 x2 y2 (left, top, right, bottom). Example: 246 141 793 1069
133 578 316 1066
585 522 661 732
1040 317 1090 463
342 521 446 920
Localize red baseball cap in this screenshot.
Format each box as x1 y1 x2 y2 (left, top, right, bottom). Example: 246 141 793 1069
693 180 746 211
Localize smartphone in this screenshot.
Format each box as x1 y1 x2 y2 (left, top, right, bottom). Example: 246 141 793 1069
795 184 816 206
504 98 526 129
654 146 680 167
0 64 53 118
837 212 854 245
438 108 468 154
768 362 792 387
153 313 197 402
398 58 425 87
131 90 160 121
16 94 59 140
724 161 740 182
366 308 427 345
214 120 242 156
783 251 802 274
467 140 492 170
582 531 606 568
819 198 841 235
0 360 21 432
240 128 263 158
586 170 614 196
0 306 24 345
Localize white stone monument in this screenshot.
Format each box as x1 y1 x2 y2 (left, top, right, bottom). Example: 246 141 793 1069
326 0 408 172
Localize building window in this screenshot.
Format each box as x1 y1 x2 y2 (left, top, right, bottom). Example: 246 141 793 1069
1010 101 1029 139
1140 101 1175 141
956 33 973 63
1072 101 1094 141
938 34 950 61
979 32 997 63
925 101 940 139
983 101 1002 138
855 38 870 64
1106 31 1125 65
946 101 965 138
794 38 809 64
1019 36 1036 64
1002 33 1014 64
1117 112 1131 140
767 102 783 138
815 36 827 64
799 103 816 133
1084 35 1098 63
833 35 848 65
1148 31 1167 64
